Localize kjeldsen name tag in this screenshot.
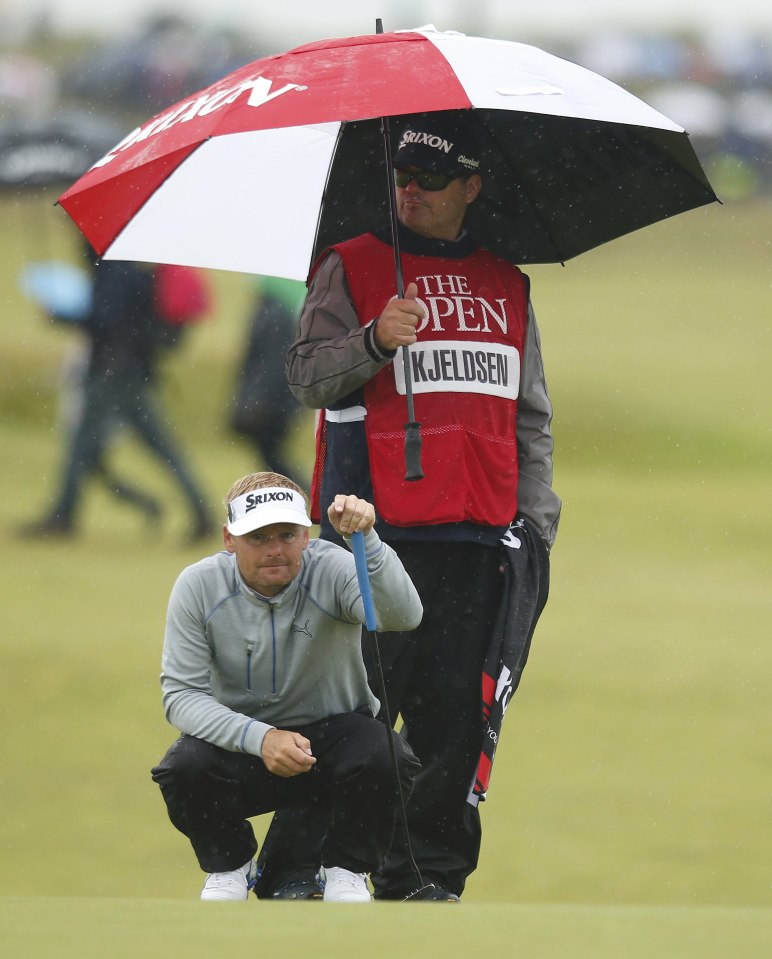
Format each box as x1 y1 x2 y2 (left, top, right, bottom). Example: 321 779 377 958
394 341 520 399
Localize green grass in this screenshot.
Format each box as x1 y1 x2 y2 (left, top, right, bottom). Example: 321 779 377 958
0 191 770 953
1 899 770 959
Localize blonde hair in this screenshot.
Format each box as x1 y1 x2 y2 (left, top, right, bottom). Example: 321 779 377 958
224 471 307 509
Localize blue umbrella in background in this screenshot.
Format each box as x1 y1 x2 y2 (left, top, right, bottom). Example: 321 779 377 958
19 260 92 321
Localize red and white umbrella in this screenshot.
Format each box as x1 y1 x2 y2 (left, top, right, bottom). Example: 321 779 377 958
58 25 717 280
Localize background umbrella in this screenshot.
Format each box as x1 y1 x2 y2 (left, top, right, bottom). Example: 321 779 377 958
56 25 718 475
19 260 92 321
0 108 124 191
0 107 125 265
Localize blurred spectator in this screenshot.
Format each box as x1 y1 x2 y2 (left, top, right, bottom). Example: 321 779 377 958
230 276 307 486
19 251 216 542
54 334 165 524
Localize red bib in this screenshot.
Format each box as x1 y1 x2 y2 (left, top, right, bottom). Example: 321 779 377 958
321 234 528 528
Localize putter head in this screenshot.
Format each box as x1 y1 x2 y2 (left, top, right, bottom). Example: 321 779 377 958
402 882 436 901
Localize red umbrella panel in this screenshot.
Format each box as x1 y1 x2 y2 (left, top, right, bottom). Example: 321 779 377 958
58 26 717 280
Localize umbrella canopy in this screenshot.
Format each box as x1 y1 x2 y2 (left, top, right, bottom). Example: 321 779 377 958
58 25 718 279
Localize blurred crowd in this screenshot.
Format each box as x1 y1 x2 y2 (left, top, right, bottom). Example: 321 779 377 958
0 16 255 130
0 15 770 200
0 16 312 541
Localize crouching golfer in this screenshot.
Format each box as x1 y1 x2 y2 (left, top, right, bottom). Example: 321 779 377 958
151 471 422 902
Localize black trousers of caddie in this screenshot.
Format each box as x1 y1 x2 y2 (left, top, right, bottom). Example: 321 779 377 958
151 710 420 875
256 541 521 899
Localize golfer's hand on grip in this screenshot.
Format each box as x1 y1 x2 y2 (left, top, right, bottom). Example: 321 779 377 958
374 282 423 350
261 729 316 777
328 494 376 537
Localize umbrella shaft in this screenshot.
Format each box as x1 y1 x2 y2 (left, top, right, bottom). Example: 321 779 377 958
380 114 405 299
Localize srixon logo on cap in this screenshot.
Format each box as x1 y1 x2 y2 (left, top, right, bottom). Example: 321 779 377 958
244 490 295 512
398 130 454 153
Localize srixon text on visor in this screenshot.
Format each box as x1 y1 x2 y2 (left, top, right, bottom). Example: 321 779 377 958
245 491 295 512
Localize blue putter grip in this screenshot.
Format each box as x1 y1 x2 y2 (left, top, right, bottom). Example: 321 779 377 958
351 531 377 632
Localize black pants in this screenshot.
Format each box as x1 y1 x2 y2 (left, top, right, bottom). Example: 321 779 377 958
256 542 510 898
151 710 419 875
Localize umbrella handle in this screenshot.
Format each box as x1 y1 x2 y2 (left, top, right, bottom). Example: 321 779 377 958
403 414 424 481
350 531 377 631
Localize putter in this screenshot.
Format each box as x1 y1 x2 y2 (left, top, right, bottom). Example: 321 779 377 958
351 530 436 902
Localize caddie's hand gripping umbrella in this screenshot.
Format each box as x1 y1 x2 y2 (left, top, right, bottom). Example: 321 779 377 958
57 23 718 480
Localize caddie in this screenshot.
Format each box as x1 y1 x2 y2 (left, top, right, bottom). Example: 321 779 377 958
151 470 422 903
270 109 559 902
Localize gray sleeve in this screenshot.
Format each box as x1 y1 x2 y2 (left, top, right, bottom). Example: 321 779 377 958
160 572 273 757
286 251 396 409
516 301 562 549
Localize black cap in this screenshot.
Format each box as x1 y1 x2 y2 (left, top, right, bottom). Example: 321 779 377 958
393 112 481 176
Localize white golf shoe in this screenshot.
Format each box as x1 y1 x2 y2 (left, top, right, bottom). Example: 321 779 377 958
201 859 257 901
320 866 372 903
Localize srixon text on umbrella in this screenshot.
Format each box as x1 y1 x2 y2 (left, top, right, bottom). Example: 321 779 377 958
94 77 305 168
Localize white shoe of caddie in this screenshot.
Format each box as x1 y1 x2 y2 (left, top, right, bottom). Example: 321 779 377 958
320 866 372 903
200 859 257 901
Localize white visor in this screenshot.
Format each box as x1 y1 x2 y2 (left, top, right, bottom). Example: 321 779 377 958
226 487 312 536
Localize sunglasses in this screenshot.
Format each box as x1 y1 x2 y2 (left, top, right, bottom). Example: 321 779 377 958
394 169 458 192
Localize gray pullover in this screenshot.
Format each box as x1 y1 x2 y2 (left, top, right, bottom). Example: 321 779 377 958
160 529 422 758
